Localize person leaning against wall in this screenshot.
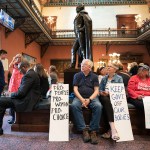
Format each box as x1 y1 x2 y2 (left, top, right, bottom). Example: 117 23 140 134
71 59 102 145
99 62 123 141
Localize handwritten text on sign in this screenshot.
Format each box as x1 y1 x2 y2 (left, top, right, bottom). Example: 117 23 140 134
109 83 134 142
49 84 69 141
110 85 130 121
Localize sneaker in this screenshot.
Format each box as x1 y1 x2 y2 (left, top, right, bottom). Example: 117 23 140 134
0 128 3 136
90 131 98 144
82 128 90 143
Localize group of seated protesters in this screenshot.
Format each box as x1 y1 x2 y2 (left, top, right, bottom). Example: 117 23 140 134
71 59 150 145
0 57 150 146
0 57 59 136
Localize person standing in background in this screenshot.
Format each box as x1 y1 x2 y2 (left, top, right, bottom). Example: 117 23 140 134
49 65 59 84
46 65 59 98
8 54 23 93
0 49 7 97
7 53 24 124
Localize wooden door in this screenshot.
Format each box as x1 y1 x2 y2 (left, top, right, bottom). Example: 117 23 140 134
116 14 137 34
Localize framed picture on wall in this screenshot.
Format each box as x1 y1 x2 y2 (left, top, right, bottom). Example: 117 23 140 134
22 53 36 65
50 59 70 74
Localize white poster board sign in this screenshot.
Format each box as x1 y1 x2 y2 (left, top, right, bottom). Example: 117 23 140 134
109 83 134 142
143 96 150 129
49 84 69 141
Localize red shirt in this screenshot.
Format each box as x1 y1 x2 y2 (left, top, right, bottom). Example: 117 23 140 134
128 75 150 99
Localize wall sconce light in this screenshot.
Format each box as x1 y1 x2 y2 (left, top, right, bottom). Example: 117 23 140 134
97 59 106 68
109 52 120 64
47 16 54 24
135 14 142 27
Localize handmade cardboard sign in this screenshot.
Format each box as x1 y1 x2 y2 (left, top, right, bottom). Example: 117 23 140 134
49 84 69 141
143 96 150 129
109 83 134 142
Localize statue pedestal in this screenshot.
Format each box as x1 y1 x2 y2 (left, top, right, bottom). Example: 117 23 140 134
64 68 80 94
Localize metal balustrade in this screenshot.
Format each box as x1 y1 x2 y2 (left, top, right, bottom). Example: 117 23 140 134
22 0 150 41
51 29 139 39
25 0 52 34
44 0 146 6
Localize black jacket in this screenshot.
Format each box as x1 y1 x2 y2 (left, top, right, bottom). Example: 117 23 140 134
11 69 41 112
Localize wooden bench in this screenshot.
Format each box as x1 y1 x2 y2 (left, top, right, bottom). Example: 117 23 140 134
11 99 150 135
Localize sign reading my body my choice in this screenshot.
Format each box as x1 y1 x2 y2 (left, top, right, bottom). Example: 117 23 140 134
109 83 134 142
49 84 69 141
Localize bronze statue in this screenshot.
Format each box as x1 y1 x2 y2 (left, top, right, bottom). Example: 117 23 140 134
70 5 93 68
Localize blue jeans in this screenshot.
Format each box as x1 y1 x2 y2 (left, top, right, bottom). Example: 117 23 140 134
71 97 102 132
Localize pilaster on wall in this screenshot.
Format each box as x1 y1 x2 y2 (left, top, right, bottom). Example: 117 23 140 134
145 41 150 56
146 0 150 12
106 41 111 55
41 43 49 58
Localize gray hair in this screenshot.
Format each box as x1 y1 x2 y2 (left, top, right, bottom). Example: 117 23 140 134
82 59 93 68
18 60 30 69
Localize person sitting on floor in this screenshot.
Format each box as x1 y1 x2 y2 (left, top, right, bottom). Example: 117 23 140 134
71 59 102 145
99 62 123 141
0 60 41 136
127 65 150 111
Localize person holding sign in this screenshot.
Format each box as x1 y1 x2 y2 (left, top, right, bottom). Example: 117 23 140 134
99 63 123 141
127 65 150 111
71 59 102 144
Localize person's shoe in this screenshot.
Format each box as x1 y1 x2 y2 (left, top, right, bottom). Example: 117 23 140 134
90 131 98 144
101 131 111 139
7 119 15 124
0 128 3 136
111 129 120 141
82 128 90 143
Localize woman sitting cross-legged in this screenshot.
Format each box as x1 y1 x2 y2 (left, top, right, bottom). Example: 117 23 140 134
99 62 123 141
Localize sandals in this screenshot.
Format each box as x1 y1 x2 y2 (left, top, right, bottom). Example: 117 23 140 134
101 130 120 141
111 130 120 141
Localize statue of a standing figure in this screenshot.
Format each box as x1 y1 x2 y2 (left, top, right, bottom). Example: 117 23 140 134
70 5 93 68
